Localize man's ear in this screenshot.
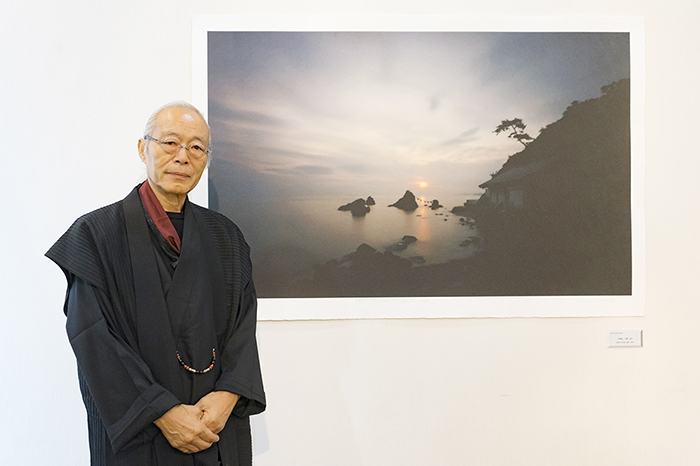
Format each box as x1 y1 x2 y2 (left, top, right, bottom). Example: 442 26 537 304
138 138 147 163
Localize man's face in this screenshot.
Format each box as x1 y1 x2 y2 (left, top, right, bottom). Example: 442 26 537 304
139 107 209 201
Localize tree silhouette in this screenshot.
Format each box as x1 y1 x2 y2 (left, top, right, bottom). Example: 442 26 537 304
494 118 534 147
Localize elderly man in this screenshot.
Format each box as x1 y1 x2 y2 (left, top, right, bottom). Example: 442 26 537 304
46 102 266 466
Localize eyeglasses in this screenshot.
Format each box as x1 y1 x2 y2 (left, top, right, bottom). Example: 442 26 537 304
144 135 210 159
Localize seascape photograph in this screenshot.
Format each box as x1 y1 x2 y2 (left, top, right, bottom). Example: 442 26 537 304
206 30 632 299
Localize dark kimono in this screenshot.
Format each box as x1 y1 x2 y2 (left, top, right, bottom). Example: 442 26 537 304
46 185 266 466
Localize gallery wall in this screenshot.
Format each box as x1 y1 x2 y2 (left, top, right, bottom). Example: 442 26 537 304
1 0 699 465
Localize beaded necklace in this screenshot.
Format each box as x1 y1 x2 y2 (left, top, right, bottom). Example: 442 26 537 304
176 348 216 374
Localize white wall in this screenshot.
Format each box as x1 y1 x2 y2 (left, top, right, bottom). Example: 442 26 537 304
2 1 699 465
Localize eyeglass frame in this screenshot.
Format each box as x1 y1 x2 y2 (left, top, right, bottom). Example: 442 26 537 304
143 135 211 158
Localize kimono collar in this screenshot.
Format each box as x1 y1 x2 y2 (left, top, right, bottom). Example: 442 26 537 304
138 181 182 255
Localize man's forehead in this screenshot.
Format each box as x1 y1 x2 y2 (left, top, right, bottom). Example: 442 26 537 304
180 113 198 123
154 108 209 138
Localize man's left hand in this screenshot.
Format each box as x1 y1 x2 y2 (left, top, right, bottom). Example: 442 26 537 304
195 391 240 434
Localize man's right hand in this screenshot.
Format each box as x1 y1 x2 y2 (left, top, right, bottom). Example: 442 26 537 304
154 404 220 454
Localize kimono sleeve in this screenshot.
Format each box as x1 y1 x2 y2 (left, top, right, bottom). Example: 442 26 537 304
214 277 266 417
66 276 181 452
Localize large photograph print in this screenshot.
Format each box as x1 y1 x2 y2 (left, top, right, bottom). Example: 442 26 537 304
196 17 644 319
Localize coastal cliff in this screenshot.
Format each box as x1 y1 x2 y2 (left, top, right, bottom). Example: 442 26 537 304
474 78 632 295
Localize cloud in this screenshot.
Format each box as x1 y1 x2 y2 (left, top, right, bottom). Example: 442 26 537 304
441 127 481 146
208 31 630 197
291 165 334 175
209 100 283 126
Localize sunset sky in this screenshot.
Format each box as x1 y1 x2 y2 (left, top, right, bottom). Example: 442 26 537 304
208 31 629 200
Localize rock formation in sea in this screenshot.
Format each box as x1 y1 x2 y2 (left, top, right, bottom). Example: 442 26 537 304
385 235 418 252
366 196 376 206
459 217 476 228
460 236 481 247
429 199 442 210
338 198 370 217
353 243 377 258
389 190 419 211
450 205 469 216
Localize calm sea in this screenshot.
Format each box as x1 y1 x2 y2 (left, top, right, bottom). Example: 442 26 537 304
218 195 480 276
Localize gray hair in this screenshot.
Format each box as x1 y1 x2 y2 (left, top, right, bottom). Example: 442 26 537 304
142 101 212 153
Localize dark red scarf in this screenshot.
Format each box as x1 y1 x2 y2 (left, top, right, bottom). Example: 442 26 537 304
138 181 181 254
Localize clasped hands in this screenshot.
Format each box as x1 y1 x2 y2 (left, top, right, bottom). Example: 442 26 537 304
154 391 240 454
